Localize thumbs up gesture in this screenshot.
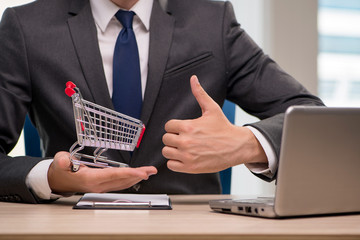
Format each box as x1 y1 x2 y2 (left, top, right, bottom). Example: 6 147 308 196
162 75 267 174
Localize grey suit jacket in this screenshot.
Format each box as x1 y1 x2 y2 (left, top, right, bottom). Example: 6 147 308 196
0 0 323 203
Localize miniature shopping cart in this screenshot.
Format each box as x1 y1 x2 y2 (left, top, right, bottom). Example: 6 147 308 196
65 81 145 171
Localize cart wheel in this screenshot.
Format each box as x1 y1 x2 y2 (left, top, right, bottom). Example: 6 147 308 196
72 163 80 172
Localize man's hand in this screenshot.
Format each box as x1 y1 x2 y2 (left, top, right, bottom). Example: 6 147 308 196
162 75 267 174
48 152 157 194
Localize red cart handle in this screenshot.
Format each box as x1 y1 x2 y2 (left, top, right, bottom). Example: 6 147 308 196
136 125 146 148
65 81 77 97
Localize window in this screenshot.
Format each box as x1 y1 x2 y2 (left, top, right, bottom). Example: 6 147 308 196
318 0 360 106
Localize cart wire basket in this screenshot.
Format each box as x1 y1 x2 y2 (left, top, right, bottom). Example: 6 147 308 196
65 81 145 171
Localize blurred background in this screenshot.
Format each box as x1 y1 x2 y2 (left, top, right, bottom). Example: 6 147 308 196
1 0 359 196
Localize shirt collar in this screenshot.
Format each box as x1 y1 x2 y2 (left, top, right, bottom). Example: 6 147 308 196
90 0 153 32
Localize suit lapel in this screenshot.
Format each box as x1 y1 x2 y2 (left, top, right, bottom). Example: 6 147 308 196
67 0 130 163
67 1 113 109
141 0 174 126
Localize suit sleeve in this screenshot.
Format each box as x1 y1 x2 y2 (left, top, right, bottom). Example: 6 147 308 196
221 2 324 181
0 8 44 203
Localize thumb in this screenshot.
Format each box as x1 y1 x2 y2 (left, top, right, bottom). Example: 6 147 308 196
53 151 72 170
190 75 220 115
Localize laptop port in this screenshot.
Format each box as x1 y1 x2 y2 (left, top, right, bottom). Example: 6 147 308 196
221 208 231 212
245 207 252 213
254 208 258 214
238 206 244 211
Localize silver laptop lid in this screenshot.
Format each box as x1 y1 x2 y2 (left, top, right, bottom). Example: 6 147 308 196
274 106 360 216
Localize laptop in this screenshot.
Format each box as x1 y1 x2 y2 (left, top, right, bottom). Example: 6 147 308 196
209 106 360 218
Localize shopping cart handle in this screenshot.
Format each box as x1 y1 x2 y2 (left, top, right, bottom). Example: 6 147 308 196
65 81 77 97
136 125 146 148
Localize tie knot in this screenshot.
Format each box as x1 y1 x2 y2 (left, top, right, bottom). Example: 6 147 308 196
115 10 135 29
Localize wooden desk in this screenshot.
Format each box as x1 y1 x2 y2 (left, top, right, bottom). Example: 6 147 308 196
1 195 359 240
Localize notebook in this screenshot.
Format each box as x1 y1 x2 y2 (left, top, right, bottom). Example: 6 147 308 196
209 106 360 218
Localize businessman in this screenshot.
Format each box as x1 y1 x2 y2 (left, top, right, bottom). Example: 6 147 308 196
0 0 324 203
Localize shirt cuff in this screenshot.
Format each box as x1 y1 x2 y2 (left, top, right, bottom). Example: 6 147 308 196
25 159 64 200
245 126 278 178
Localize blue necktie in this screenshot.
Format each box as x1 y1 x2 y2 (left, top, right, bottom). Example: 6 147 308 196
112 10 142 120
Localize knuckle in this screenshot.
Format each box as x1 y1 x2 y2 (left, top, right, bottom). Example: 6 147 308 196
166 160 174 170
179 137 193 148
162 133 169 144
164 121 170 131
164 120 175 132
167 160 179 171
183 152 194 163
180 121 194 133
162 147 169 158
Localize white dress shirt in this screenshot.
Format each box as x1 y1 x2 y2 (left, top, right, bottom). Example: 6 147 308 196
91 0 153 99
26 0 276 200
